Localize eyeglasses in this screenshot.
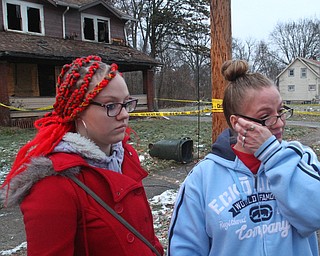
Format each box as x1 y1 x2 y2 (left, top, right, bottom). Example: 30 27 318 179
90 98 138 117
235 105 293 127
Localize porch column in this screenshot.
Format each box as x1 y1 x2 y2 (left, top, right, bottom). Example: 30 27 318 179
0 61 11 126
143 68 154 111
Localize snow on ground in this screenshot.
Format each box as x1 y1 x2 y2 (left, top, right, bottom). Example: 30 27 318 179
149 189 178 253
0 242 27 256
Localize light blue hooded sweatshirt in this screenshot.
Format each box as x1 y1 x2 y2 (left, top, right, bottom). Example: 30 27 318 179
168 128 320 256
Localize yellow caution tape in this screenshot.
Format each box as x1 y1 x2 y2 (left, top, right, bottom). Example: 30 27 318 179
130 108 223 117
156 98 212 104
294 111 320 116
0 102 53 111
0 102 25 111
212 99 223 109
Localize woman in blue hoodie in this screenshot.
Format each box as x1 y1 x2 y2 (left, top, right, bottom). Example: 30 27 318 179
168 59 320 256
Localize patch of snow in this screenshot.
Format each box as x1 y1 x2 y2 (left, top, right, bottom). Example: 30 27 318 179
0 242 27 255
139 155 145 162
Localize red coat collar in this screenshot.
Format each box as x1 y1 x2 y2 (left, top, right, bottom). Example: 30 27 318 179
48 144 148 202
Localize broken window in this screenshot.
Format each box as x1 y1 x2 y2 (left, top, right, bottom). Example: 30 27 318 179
7 3 22 31
84 18 95 40
98 20 109 43
5 0 43 34
82 14 110 43
27 7 41 33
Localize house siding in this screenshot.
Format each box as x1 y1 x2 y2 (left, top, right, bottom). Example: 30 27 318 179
43 4 64 38
110 18 126 40
64 9 82 39
0 1 3 31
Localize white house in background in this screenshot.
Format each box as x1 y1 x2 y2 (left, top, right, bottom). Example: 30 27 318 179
277 57 320 104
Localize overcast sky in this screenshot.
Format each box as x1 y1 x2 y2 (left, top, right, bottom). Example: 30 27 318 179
231 0 319 41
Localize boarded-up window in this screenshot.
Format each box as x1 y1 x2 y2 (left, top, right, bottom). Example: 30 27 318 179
14 64 39 97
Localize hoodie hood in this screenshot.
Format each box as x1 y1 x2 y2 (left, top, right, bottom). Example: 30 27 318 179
211 128 237 161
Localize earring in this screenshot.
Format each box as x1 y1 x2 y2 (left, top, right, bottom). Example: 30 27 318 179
76 118 89 138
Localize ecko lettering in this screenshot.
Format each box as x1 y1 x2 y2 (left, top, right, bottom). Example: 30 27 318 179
208 184 240 214
208 176 252 215
208 176 271 215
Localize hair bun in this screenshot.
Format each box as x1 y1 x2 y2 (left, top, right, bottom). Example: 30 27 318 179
221 60 249 81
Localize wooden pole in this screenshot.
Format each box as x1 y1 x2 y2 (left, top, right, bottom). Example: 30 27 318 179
210 0 232 142
143 69 155 111
0 62 11 126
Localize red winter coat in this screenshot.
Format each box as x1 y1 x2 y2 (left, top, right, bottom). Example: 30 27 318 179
20 142 163 256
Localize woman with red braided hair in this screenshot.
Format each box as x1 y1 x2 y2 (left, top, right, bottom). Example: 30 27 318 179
0 55 163 256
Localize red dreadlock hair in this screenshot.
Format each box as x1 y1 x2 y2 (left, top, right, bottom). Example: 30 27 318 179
2 55 119 187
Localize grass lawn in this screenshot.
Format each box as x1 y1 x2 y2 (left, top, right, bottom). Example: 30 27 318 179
1 106 320 184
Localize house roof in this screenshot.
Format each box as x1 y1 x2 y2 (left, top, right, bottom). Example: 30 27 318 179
0 31 160 72
276 57 320 79
46 0 133 21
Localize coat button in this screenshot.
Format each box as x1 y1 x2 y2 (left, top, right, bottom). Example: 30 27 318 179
114 203 123 213
127 233 135 243
134 188 143 195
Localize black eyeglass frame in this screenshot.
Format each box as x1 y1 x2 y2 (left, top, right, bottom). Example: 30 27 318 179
235 105 293 127
90 98 138 117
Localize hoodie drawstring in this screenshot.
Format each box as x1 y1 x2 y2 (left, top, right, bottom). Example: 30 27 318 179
227 168 248 201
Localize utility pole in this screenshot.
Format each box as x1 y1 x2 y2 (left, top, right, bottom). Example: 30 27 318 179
210 0 232 142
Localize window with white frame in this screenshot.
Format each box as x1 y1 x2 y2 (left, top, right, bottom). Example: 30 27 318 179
309 84 316 91
288 85 295 91
3 0 44 35
82 14 110 43
301 68 307 78
288 69 294 77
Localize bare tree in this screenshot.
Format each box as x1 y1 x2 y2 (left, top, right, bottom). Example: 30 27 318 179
232 38 284 81
253 41 284 81
270 18 320 65
232 38 256 65
110 0 146 49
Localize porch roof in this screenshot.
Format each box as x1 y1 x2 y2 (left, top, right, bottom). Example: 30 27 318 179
0 31 160 72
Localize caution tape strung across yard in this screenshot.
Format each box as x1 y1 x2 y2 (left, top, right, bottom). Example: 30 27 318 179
130 108 223 117
0 98 224 116
0 102 53 111
130 98 223 117
1 99 319 117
